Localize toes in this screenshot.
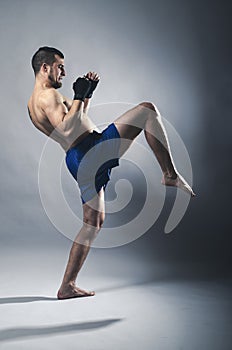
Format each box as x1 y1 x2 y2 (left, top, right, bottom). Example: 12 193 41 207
81 290 95 297
161 174 195 197
74 289 95 297
57 288 95 300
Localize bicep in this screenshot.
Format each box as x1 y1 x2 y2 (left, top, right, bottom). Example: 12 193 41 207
63 96 73 110
40 92 67 128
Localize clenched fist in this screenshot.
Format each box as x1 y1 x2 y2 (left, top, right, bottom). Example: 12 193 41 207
84 71 100 99
73 77 91 101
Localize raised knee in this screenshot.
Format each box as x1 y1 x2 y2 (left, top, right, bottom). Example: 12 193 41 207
139 101 155 110
139 102 160 118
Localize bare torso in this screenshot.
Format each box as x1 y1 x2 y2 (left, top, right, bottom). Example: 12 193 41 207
28 88 65 137
27 87 96 151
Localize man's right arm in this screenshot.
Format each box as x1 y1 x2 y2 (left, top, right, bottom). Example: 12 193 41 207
39 89 84 138
39 76 97 146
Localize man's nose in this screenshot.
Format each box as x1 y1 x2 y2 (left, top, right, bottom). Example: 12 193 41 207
62 69 66 76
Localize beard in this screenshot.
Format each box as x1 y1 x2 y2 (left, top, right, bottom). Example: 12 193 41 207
48 70 62 89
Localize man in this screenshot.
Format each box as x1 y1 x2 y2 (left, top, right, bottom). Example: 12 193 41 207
28 46 195 300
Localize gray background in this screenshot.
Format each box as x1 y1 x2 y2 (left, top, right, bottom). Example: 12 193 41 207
0 0 231 269
0 1 232 349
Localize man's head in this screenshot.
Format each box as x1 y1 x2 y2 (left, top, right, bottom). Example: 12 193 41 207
31 46 65 88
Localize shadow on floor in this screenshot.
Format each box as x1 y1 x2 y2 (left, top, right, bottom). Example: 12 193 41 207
0 319 122 342
95 275 232 294
95 279 154 294
0 296 57 304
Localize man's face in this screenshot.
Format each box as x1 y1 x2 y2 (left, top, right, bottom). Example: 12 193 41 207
48 55 66 89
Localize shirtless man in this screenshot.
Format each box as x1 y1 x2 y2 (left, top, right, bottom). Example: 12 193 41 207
28 46 195 300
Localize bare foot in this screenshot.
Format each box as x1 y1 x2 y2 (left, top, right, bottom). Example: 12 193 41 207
57 284 95 300
162 173 196 197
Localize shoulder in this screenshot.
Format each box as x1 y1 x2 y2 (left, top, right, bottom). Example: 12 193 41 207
39 89 63 107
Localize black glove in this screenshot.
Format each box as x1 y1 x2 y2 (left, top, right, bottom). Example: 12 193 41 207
85 79 99 99
73 77 91 101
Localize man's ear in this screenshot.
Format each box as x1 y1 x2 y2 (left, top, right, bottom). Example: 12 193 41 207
41 63 49 74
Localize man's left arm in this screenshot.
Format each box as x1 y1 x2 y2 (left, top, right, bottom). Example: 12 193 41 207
63 97 90 113
64 71 99 113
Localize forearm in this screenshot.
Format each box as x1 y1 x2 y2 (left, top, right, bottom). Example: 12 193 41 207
60 99 96 145
83 98 90 114
54 74 99 142
64 99 83 120
63 99 91 130
59 100 84 135
63 96 90 114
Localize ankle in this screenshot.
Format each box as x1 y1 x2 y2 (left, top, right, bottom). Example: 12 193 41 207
60 280 76 290
163 170 177 179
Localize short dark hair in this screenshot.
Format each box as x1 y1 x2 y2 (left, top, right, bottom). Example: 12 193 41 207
31 46 64 75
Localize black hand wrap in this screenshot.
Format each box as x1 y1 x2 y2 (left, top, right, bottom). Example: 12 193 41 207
73 77 91 101
85 79 99 99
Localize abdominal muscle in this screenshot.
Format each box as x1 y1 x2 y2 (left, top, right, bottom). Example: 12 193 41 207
36 114 96 152
63 113 96 151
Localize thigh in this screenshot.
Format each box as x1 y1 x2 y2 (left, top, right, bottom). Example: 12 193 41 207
114 104 147 140
114 104 147 156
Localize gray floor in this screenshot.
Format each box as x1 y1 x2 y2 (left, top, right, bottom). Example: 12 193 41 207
0 247 231 350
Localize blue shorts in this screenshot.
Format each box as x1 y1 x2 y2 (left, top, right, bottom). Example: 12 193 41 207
65 123 121 203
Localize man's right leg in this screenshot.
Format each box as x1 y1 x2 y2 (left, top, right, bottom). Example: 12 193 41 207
57 189 105 299
114 102 195 197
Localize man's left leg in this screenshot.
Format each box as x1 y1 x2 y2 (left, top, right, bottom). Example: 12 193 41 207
57 189 105 299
